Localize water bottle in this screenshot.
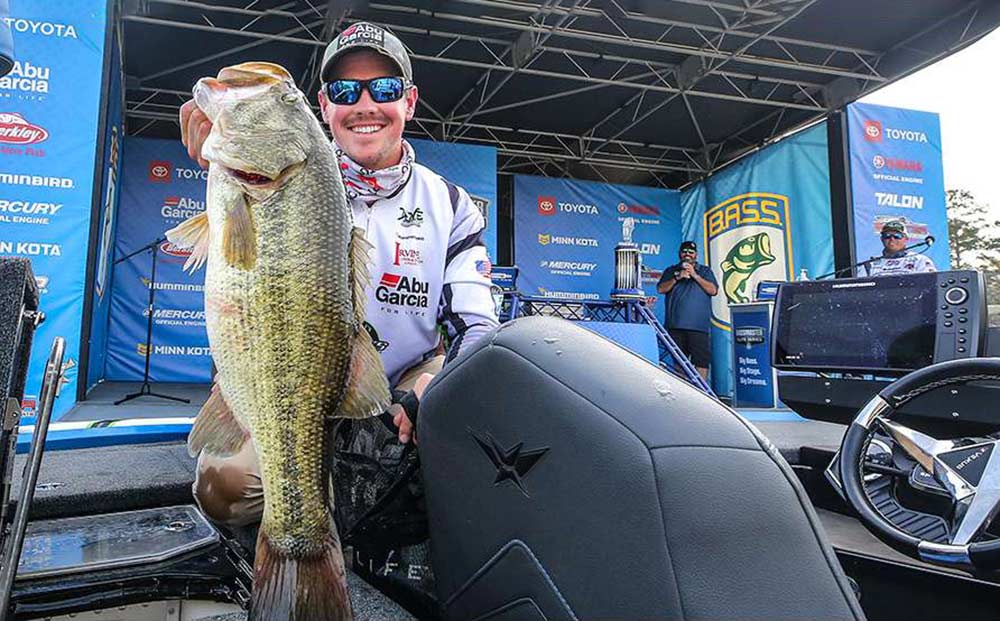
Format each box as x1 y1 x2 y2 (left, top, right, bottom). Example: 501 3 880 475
798 268 809 281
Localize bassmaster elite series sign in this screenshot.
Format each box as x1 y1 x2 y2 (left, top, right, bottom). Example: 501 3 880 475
704 192 793 328
0 1 108 420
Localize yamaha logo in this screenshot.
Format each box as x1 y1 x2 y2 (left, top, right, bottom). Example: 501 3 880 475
872 155 885 169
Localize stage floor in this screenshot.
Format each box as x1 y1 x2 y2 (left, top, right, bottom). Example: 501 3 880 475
65 381 211 422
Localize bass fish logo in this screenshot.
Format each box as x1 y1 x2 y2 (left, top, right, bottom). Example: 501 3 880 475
705 192 793 329
721 233 775 304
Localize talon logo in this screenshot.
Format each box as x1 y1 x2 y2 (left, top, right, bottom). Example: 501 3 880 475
149 160 172 182
397 206 423 227
705 192 793 329
470 429 549 497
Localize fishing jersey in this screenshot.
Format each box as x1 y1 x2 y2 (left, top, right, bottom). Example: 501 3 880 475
350 162 499 387
860 251 936 277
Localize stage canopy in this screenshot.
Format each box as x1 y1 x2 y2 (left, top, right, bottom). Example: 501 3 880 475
120 0 1000 187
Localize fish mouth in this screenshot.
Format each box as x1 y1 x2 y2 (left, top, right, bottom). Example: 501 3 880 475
758 234 775 261
221 161 304 190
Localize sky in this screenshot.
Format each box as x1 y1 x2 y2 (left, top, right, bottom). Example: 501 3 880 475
861 27 1000 217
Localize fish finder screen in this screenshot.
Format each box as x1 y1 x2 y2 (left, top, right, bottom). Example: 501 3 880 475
774 276 937 372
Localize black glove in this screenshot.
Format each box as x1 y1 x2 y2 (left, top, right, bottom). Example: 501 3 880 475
378 389 420 434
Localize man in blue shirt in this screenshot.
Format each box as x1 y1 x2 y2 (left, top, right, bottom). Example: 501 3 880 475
657 241 719 381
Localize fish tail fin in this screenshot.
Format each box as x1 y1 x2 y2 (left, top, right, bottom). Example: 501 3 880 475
250 526 352 621
165 211 210 273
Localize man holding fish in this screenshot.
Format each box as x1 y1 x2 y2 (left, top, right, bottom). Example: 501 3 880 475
173 21 498 620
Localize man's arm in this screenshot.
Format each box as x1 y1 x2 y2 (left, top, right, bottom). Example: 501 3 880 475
438 181 500 362
693 265 718 296
657 266 678 294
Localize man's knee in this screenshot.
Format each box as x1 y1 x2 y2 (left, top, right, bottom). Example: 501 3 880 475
192 446 264 528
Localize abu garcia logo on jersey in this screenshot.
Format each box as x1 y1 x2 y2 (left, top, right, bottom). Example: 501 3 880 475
377 272 429 308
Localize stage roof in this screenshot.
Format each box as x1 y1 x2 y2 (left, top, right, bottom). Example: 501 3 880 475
121 0 1000 188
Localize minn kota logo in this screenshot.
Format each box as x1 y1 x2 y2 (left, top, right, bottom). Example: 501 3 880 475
705 192 793 328
471 429 549 498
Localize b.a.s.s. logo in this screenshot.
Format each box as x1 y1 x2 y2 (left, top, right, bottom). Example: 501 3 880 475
704 193 793 329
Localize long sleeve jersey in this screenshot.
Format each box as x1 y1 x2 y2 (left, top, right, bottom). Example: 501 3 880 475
350 162 499 387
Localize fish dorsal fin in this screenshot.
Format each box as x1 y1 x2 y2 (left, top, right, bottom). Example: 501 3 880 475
188 381 249 458
348 227 372 326
165 211 210 273
335 228 391 419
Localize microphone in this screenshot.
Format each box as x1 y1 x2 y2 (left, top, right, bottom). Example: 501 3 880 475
925 235 935 246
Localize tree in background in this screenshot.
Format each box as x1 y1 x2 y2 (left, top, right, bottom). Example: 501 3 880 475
947 189 1000 323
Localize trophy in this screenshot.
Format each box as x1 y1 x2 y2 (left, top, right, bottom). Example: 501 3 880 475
611 217 643 300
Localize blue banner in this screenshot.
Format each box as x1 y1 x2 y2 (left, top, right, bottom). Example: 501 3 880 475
680 122 834 397
0 2 108 419
86 25 122 391
847 102 950 270
513 175 681 321
731 302 777 408
409 138 497 261
105 137 211 382
105 137 498 383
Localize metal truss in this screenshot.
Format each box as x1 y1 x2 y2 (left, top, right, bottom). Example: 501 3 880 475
121 0 998 183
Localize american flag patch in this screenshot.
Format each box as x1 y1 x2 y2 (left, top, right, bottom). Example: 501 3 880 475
476 259 492 278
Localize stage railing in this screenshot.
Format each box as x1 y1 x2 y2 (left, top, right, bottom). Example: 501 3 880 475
499 293 716 398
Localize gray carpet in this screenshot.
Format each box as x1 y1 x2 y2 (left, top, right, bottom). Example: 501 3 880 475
60 381 211 422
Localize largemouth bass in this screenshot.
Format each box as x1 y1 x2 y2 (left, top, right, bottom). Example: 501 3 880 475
720 231 775 304
167 62 391 621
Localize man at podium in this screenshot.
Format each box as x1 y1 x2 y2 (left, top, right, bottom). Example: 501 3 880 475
860 220 936 277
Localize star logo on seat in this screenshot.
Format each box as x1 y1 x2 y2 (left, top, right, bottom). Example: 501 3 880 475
471 430 549 498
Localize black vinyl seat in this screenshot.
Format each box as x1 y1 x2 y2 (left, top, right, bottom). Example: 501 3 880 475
419 316 865 621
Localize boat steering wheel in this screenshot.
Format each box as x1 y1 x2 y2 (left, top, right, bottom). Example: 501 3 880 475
838 357 1000 571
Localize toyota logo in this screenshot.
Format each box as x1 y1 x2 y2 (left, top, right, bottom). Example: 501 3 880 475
151 165 168 177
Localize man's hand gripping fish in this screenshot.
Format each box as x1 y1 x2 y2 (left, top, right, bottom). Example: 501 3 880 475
166 62 391 621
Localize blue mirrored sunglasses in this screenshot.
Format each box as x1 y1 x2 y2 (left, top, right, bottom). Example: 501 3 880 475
881 232 905 240
325 77 407 105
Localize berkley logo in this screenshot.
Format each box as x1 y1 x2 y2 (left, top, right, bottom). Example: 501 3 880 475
376 272 429 308
617 202 660 216
538 196 556 216
160 240 192 258
149 160 172 182
704 192 793 329
0 113 48 144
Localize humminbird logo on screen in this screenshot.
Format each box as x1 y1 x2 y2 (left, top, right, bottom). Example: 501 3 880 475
705 193 793 329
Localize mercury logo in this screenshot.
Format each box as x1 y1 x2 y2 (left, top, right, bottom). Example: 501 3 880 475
0 200 62 215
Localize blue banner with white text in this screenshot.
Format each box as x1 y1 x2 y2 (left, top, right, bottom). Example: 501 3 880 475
513 175 681 322
680 122 833 397
105 137 498 383
847 102 949 270
0 2 108 419
105 137 212 382
409 138 497 261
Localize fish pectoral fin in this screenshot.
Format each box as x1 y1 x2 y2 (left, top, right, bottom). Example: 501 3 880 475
165 211 210 273
721 260 733 272
187 382 249 458
222 194 257 270
335 329 392 420
348 227 373 326
251 525 351 621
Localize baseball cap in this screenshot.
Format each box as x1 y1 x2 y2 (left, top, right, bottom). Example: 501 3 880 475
679 241 697 252
321 22 413 82
880 220 907 236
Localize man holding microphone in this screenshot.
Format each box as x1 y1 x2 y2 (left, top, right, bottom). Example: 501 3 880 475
657 241 718 381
